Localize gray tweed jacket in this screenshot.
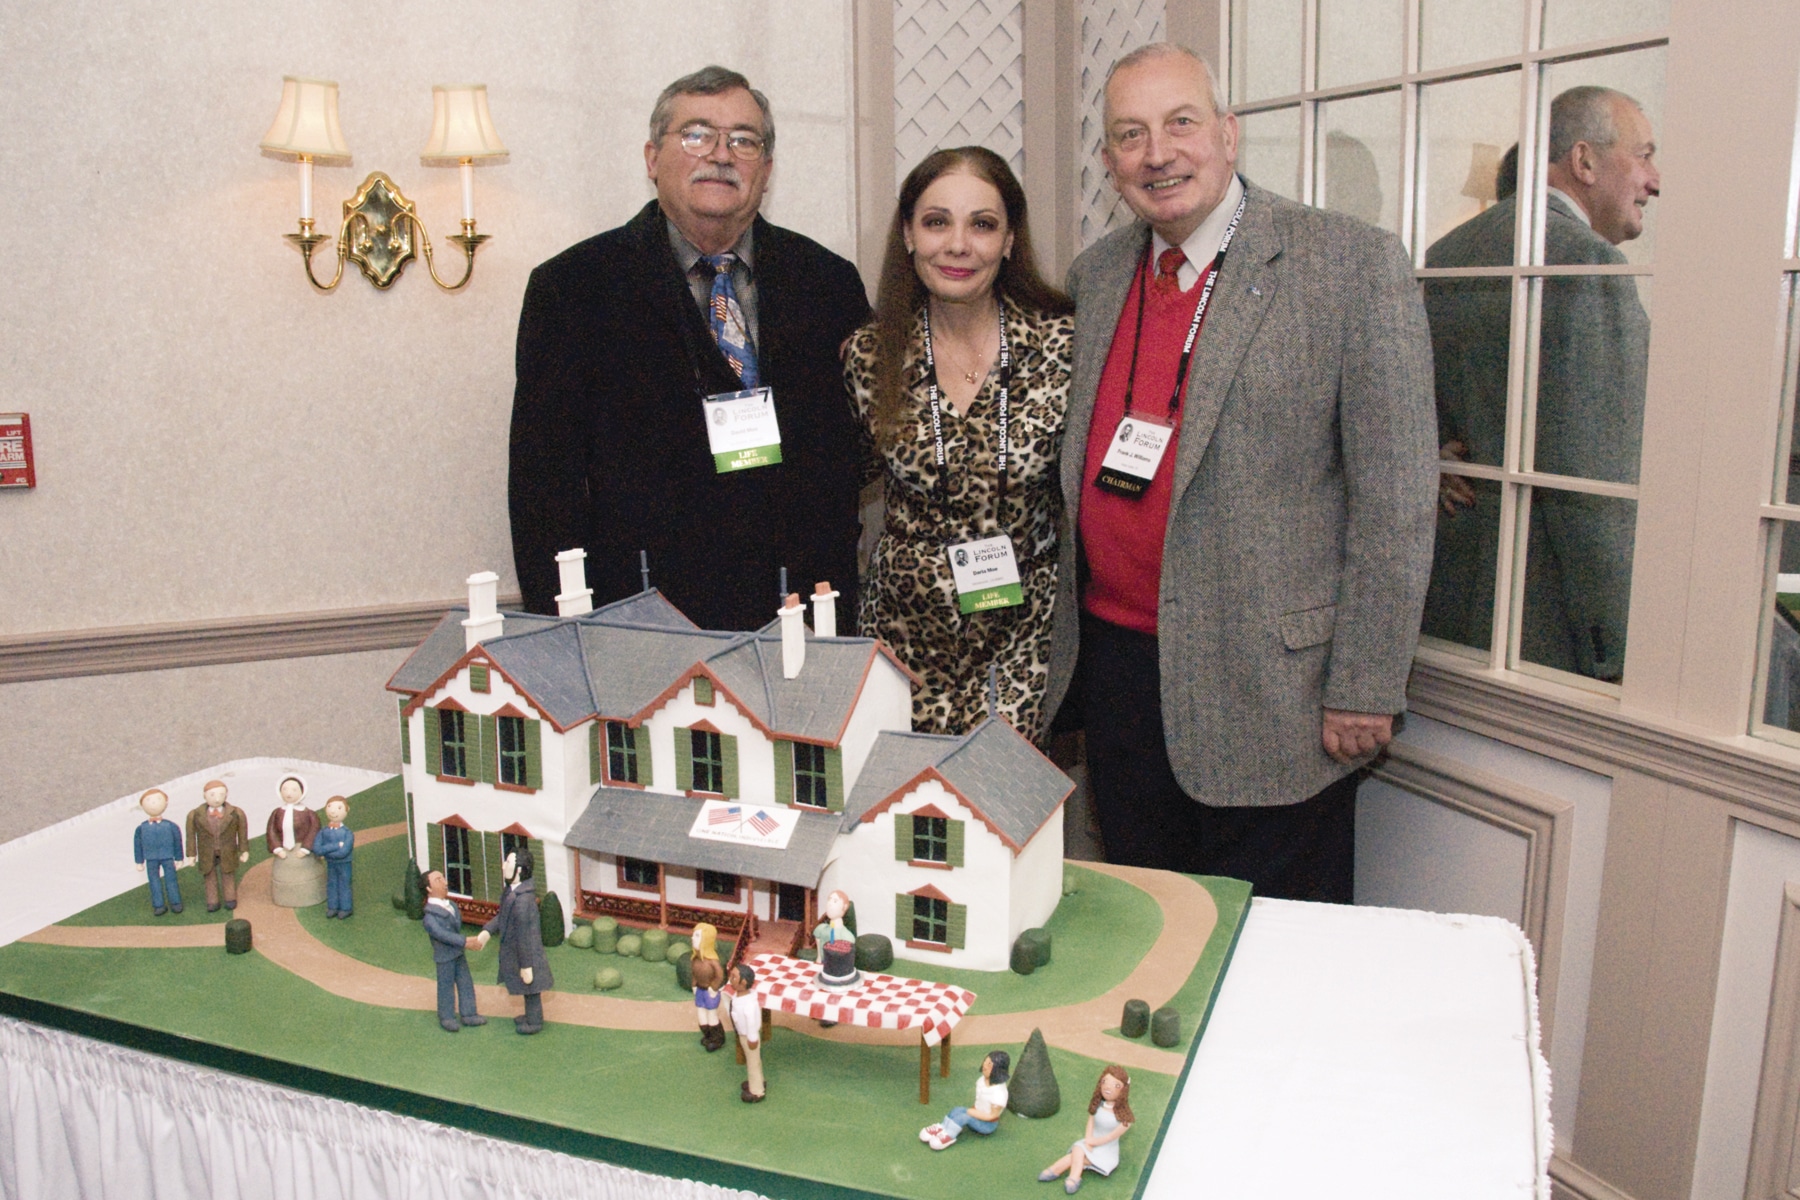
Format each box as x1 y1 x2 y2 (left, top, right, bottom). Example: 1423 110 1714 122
1042 180 1437 807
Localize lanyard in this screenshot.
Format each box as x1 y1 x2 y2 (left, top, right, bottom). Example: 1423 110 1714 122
921 304 1013 509
1120 192 1246 421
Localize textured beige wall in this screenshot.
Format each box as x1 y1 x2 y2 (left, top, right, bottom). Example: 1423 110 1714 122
0 0 854 836
0 0 855 638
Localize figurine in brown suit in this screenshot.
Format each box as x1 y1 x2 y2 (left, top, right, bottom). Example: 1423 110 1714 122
186 780 250 912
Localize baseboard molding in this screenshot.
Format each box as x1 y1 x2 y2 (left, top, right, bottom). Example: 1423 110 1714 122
1551 1153 1637 1200
0 594 523 685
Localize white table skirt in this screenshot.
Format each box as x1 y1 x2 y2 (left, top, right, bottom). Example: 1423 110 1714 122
0 764 1550 1200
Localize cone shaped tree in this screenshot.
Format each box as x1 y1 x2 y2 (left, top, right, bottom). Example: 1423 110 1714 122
1007 1027 1061 1118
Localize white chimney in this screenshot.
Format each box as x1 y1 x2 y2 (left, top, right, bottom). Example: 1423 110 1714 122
810 581 840 639
554 547 594 616
779 592 806 679
462 570 504 649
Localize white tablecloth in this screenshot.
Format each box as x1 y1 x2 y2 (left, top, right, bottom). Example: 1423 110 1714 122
0 765 1549 1200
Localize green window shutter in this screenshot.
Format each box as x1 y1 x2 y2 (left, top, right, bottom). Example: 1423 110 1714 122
524 719 543 790
528 837 546 886
399 698 411 764
824 747 844 813
470 664 489 692
634 725 654 786
721 734 739 798
773 740 794 806
479 831 503 902
947 902 967 949
424 707 442 776
893 813 914 861
947 819 966 868
478 714 498 784
428 822 446 879
675 728 693 791
896 894 911 942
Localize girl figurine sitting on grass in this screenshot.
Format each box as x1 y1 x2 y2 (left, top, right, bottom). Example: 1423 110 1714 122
921 1051 1009 1150
1037 1065 1133 1193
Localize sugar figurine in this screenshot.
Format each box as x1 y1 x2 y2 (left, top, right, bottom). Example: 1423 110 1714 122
691 922 726 1052
423 869 489 1032
483 846 553 1034
1037 1065 1133 1193
132 789 184 916
265 775 320 858
725 962 767 1102
185 780 249 912
311 796 355 918
922 1050 1010 1150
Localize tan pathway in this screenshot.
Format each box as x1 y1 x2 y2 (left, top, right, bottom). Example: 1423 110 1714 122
25 828 1220 1074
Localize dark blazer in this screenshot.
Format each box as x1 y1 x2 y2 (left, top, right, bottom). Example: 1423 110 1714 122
423 900 469 966
484 879 553 995
509 201 870 630
1044 181 1437 807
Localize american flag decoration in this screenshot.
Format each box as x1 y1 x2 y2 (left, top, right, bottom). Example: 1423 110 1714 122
708 805 743 826
747 809 778 836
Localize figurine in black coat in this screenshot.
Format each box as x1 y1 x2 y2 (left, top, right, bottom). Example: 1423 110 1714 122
483 846 554 1034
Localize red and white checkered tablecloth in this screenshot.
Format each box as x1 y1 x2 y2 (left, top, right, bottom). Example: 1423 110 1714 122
748 953 976 1047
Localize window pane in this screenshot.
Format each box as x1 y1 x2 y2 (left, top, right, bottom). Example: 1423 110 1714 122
1317 0 1405 89
1425 275 1513 470
1530 276 1650 485
1763 524 1800 735
1230 0 1304 103
1418 70 1522 257
1421 476 1503 653
1780 278 1800 504
1421 0 1525 70
1237 106 1302 201
1317 90 1403 234
1539 49 1666 267
1518 487 1636 683
1541 0 1669 50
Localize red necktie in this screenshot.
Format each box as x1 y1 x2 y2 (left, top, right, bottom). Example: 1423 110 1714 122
1155 246 1187 293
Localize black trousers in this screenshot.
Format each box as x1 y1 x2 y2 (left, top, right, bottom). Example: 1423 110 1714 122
1078 614 1358 903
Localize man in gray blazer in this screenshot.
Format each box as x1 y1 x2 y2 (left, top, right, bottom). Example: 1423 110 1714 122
1043 44 1436 900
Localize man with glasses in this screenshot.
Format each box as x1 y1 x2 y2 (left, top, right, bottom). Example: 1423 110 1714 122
1042 44 1436 900
510 66 867 630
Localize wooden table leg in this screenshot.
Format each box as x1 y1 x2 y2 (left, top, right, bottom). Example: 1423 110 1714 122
940 1030 951 1078
919 1036 931 1104
762 1008 772 1042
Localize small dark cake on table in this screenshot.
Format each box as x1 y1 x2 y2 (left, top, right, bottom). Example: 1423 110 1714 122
816 939 860 989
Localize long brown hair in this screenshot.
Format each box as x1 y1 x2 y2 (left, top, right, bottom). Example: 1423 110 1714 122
868 146 1071 450
1090 1064 1133 1126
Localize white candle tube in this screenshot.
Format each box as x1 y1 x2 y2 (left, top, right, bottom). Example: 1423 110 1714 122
460 160 475 223
299 157 314 222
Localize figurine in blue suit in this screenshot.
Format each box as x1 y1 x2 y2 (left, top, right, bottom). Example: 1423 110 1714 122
311 796 356 918
133 789 184 916
423 869 488 1032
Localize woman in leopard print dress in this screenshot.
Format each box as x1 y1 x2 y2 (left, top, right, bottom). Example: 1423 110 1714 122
845 147 1074 739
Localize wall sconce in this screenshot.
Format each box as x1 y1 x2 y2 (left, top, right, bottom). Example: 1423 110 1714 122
259 76 508 291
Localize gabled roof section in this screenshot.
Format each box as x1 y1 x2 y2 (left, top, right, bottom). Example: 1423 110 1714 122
484 622 598 727
845 722 1074 851
704 633 898 743
567 787 839 888
387 607 562 694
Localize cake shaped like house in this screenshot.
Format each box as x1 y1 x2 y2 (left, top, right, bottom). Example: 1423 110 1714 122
388 557 1072 972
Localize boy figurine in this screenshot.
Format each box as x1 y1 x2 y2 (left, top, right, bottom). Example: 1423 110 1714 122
483 846 554 1034
185 780 249 912
132 789 184 915
423 869 488 1032
725 962 766 1102
311 796 355 918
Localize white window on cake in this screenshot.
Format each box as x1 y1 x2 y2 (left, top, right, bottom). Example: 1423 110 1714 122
898 889 966 950
438 708 469 779
892 808 965 868
619 857 660 891
607 721 640 784
793 743 829 808
442 824 473 896
677 725 737 796
698 870 740 901
497 715 528 786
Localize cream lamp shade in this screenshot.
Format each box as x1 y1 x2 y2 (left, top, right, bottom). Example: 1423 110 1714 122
420 85 508 165
258 76 352 165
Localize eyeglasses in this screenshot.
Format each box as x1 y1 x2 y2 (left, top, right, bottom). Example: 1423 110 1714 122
674 123 767 161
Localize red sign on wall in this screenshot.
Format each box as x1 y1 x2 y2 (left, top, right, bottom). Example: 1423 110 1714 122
0 413 36 489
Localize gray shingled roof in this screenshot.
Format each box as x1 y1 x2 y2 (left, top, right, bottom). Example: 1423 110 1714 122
389 589 893 743
844 721 1072 849
566 788 840 887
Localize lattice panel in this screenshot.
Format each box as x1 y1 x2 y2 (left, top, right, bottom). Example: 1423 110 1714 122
894 0 1025 185
1077 0 1167 247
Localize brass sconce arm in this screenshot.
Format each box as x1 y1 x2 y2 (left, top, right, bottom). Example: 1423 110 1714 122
283 217 348 292
415 218 491 293
278 172 489 292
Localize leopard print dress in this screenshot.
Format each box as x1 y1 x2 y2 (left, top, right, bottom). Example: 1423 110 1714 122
845 299 1075 740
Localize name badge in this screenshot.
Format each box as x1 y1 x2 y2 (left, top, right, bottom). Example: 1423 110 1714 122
702 387 782 473
947 535 1024 614
1093 417 1173 498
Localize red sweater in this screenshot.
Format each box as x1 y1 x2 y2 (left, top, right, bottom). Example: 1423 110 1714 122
1079 261 1217 634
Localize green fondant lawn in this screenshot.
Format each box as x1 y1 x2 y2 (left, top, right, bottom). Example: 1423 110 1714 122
61 778 406 929
1099 876 1253 1056
0 940 1173 1200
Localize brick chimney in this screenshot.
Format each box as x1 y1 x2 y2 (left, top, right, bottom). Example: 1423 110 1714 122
810 581 840 638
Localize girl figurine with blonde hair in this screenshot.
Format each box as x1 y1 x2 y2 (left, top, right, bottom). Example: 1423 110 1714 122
690 922 726 1052
1038 1064 1133 1193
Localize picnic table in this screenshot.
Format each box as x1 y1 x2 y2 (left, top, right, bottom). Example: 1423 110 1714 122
747 952 977 1103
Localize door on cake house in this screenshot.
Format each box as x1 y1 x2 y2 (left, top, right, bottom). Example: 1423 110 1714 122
777 883 808 922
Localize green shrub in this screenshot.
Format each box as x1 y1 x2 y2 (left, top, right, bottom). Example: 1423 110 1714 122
1120 999 1150 1039
666 940 691 963
568 924 595 950
594 967 623 991
616 933 642 958
224 919 253 955
1020 928 1051 967
854 933 894 972
674 953 694 991
1007 1028 1061 1118
1150 1006 1180 1048
1010 939 1037 975
593 916 618 954
641 927 670 962
539 891 566 948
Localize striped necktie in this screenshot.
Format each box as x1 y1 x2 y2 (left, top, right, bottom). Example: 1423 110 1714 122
701 253 761 388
